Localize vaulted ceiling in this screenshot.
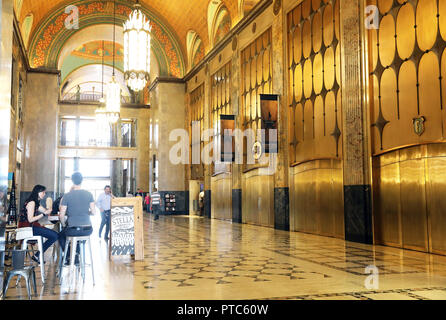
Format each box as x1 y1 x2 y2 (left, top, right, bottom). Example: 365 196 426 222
17 0 261 73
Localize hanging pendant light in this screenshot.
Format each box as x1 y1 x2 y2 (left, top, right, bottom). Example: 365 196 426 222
96 41 108 145
105 0 121 124
96 41 107 126
123 0 151 92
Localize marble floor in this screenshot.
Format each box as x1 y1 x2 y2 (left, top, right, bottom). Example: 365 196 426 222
4 214 446 300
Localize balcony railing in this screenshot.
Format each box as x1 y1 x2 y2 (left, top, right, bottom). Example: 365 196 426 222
61 91 132 104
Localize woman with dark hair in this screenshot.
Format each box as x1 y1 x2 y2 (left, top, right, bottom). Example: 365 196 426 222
19 184 64 263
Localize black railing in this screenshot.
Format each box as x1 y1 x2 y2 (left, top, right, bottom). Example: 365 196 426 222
61 92 132 104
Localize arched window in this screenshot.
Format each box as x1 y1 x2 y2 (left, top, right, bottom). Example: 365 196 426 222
208 1 231 47
22 14 33 48
186 31 204 70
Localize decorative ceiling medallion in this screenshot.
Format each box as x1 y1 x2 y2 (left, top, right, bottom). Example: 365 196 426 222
232 37 238 51
252 22 257 34
252 141 262 160
273 0 281 16
413 116 426 136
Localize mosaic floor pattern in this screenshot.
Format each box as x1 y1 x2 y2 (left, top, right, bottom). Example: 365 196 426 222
4 214 446 300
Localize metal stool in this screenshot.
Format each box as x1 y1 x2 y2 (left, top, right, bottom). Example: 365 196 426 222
3 250 37 300
21 236 45 283
59 235 95 285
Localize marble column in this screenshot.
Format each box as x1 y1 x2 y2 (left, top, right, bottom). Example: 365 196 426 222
0 0 13 199
203 64 212 218
339 0 373 244
272 0 290 231
149 79 187 214
231 36 242 224
112 159 123 197
22 71 59 199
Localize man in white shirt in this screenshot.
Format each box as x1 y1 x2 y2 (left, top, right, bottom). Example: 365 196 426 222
96 185 114 240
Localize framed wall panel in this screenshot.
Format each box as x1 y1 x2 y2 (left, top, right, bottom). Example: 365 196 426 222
211 61 232 175
190 84 205 180
241 28 273 171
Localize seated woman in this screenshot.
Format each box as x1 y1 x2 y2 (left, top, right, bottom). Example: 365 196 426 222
19 185 65 263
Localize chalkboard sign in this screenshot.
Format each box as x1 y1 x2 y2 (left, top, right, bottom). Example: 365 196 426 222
110 197 144 260
110 206 135 256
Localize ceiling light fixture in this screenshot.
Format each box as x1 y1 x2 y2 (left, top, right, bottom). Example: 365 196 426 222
123 0 152 92
105 0 121 124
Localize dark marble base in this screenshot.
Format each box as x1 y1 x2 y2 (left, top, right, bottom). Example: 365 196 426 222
344 185 373 244
232 189 242 223
204 190 211 219
274 188 289 231
185 191 190 216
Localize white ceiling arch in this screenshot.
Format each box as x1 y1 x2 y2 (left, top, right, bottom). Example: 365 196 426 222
61 64 130 97
57 24 124 71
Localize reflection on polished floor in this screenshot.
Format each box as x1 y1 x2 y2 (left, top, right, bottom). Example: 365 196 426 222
5 214 446 300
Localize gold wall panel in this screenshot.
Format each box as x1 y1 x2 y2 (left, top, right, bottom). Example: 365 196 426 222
399 155 428 251
380 69 399 150
379 15 396 67
242 169 274 228
312 11 322 52
324 47 335 89
441 0 446 40
373 158 402 247
211 61 232 175
396 4 415 60
426 156 446 254
398 61 418 147
190 84 205 180
322 4 333 46
287 0 342 164
289 160 344 238
371 144 446 254
419 52 442 141
314 53 323 94
241 28 272 171
369 0 446 154
378 0 393 13
416 0 437 51
211 173 232 221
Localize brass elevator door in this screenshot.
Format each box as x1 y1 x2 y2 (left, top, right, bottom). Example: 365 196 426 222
373 145 446 255
399 157 429 252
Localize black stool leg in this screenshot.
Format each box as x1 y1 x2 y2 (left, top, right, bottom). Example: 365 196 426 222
32 269 37 296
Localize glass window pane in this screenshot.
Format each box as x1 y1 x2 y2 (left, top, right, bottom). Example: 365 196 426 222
64 159 75 177
62 119 76 146
78 159 111 178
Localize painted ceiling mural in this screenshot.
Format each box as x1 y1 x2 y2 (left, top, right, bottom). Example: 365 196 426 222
214 8 231 45
186 30 205 70
61 40 124 82
193 42 205 68
28 0 185 78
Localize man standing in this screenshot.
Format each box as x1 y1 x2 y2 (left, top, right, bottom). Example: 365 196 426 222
151 188 161 221
59 172 95 259
96 185 114 241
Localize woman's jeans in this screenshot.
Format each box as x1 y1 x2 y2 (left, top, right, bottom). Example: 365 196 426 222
32 226 63 256
99 210 111 239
